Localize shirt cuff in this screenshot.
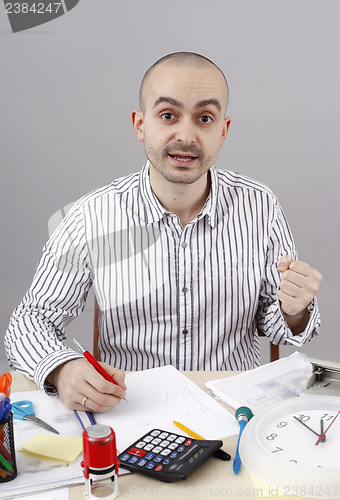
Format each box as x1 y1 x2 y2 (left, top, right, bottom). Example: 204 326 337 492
34 349 83 396
284 297 320 346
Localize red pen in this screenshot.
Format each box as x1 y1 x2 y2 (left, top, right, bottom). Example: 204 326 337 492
73 338 128 402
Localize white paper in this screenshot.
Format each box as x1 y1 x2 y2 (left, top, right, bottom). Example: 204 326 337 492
95 365 239 450
206 352 312 414
15 487 69 500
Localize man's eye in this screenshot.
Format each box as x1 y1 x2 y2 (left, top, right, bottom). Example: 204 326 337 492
199 115 213 123
161 112 175 120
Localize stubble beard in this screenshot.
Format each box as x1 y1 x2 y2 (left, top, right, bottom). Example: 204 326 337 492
145 142 216 185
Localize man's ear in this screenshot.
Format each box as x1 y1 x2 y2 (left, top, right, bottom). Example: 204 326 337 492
220 116 231 147
131 110 144 142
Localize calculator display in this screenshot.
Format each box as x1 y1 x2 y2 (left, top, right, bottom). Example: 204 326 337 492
118 429 223 482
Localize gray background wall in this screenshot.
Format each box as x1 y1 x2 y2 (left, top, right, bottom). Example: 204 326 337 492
1 0 339 373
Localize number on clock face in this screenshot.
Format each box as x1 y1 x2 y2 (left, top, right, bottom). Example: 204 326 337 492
260 410 340 468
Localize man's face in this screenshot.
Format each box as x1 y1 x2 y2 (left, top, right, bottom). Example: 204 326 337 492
133 62 231 185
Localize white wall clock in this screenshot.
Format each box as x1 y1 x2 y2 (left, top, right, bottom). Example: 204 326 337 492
239 395 340 499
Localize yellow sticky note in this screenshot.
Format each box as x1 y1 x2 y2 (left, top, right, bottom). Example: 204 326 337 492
21 433 82 462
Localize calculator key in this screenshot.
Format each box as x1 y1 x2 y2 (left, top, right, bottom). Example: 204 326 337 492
175 437 185 444
145 452 155 460
145 461 156 469
120 453 131 461
144 444 154 451
160 449 171 456
159 432 169 439
128 456 139 463
177 445 185 452
153 454 163 463
185 439 192 446
170 451 178 458
167 434 177 441
144 435 153 443
155 464 163 472
163 458 170 465
168 443 178 450
151 438 161 445
128 447 147 457
135 441 146 448
151 430 161 436
137 458 148 467
153 446 162 453
160 440 170 447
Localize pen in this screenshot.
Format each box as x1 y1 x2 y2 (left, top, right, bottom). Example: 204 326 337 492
74 410 97 430
233 406 253 474
73 338 128 402
173 420 231 461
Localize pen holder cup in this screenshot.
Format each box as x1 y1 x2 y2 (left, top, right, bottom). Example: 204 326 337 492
0 413 17 482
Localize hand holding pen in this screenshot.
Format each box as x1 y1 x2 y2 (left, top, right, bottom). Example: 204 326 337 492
73 339 128 402
46 344 127 412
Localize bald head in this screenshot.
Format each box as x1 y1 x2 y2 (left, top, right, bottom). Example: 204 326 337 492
139 52 229 114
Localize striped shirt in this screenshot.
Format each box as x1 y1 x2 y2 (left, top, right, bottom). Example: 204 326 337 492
5 163 320 394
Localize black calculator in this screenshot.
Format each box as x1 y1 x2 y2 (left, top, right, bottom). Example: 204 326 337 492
118 428 223 482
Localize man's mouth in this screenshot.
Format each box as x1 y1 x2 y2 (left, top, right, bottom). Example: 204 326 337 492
168 154 198 163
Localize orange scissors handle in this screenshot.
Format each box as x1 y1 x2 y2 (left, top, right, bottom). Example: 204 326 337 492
0 372 12 398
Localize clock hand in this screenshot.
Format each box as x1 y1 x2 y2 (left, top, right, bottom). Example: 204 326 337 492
319 418 326 443
315 410 340 446
293 416 319 437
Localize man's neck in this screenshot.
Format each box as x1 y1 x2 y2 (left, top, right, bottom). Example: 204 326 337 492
149 165 211 227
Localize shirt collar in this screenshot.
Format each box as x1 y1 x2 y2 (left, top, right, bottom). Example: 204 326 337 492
200 166 219 228
139 162 166 224
139 161 219 228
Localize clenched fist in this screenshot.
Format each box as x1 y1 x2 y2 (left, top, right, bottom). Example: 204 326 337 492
277 255 322 333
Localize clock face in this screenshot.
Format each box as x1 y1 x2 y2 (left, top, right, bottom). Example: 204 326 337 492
259 407 340 468
239 396 340 497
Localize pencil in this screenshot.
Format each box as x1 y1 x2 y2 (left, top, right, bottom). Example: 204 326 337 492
173 420 231 461
0 440 11 462
0 452 13 472
173 421 204 440
73 338 128 402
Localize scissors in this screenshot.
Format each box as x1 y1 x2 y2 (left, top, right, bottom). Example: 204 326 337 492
0 372 12 398
12 400 59 434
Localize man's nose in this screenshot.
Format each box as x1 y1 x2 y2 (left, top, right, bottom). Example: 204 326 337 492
174 118 196 144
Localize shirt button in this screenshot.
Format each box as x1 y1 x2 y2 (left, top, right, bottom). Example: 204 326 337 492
182 287 188 294
182 329 189 335
181 242 187 248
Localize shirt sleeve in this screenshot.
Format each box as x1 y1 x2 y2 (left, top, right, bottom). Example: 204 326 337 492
4 200 92 395
256 198 321 346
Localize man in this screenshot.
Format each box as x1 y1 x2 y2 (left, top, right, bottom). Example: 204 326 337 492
5 52 322 413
